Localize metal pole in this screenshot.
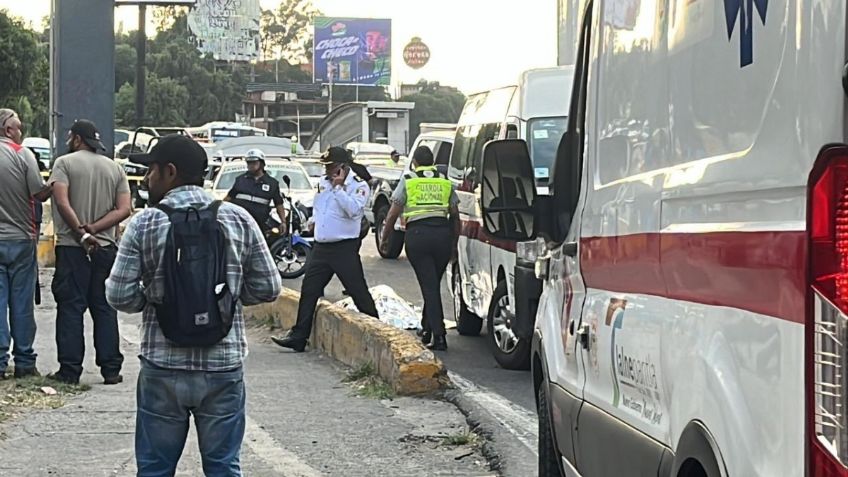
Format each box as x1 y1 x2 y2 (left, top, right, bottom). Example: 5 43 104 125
135 4 146 127
328 62 334 113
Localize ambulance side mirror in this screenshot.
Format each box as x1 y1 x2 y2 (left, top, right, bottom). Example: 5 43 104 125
480 140 538 242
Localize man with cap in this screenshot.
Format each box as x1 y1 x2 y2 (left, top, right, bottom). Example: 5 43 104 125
47 119 132 385
0 108 52 379
271 146 378 352
385 150 403 168
106 135 281 475
224 148 287 234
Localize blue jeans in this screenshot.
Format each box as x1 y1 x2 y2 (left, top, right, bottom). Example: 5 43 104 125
0 240 37 372
135 359 245 477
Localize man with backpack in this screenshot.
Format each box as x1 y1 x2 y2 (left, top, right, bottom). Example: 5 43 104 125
105 135 282 475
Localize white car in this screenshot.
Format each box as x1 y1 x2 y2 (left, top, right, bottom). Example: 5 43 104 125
22 137 51 169
211 159 314 207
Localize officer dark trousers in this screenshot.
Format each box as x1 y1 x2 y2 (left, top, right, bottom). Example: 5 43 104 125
290 239 378 340
404 220 452 337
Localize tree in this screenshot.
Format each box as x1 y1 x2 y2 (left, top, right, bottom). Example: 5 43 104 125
115 44 136 92
260 0 321 62
116 74 190 128
0 10 49 138
400 82 466 140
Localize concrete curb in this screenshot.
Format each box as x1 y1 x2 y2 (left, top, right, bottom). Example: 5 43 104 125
246 288 448 395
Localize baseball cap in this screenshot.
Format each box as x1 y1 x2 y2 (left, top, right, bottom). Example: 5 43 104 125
319 146 352 165
244 148 265 162
70 120 106 152
129 134 208 178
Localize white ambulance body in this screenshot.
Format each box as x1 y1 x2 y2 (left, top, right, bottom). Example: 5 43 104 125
477 0 848 475
448 66 572 370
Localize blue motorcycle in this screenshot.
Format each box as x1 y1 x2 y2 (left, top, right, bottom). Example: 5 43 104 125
266 176 313 279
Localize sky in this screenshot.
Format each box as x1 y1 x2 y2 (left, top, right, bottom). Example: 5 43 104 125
0 0 558 94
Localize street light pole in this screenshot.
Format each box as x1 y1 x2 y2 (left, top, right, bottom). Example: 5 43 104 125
135 4 146 126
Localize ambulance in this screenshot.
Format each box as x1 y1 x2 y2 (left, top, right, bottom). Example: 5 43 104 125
478 0 848 475
448 66 572 370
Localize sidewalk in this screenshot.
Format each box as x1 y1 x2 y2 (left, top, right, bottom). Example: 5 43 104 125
0 270 494 476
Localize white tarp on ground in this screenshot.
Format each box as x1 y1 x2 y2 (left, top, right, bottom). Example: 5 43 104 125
335 285 458 331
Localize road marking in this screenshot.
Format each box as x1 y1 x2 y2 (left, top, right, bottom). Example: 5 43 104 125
244 416 324 477
449 371 539 456
118 318 324 476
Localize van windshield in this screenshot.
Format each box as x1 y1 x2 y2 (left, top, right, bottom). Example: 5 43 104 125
528 117 567 180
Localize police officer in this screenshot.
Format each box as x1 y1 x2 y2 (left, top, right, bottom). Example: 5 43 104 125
379 146 458 351
225 148 287 233
272 147 379 352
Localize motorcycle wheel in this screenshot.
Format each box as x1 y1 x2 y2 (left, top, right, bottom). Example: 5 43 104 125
271 239 312 279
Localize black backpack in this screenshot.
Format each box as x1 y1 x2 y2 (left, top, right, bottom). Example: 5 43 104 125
154 201 236 347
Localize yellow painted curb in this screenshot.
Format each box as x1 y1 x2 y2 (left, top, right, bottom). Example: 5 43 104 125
37 236 55 268
247 288 447 395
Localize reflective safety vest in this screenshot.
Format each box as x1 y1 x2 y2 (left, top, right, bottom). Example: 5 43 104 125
404 166 452 220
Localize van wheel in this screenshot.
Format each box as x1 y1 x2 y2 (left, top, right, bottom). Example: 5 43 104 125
453 267 482 336
487 281 531 370
375 204 403 259
538 381 564 476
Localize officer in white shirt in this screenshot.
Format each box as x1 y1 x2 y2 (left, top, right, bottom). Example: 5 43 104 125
272 147 379 352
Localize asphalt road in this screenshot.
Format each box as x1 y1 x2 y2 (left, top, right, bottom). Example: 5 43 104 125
284 233 536 413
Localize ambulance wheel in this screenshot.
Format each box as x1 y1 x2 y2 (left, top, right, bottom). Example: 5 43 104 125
538 380 564 477
375 204 404 259
487 281 531 370
453 266 482 336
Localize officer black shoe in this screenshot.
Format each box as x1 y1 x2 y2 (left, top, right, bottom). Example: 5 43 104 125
427 335 447 351
417 329 432 345
13 367 39 379
271 334 307 352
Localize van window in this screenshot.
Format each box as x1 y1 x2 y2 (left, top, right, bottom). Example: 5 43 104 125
417 139 438 154
528 117 567 178
449 123 499 185
434 141 452 166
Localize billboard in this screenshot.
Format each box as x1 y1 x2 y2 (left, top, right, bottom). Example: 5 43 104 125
187 0 261 62
313 17 391 86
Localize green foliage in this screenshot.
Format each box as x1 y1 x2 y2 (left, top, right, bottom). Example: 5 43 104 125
0 10 50 138
400 81 467 141
260 0 321 62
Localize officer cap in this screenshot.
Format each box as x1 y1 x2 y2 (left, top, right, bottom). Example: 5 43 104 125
319 146 352 165
245 148 265 163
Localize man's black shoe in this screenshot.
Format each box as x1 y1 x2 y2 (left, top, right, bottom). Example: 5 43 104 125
417 329 432 345
271 335 307 352
427 335 447 351
103 374 123 385
46 372 79 385
13 367 39 379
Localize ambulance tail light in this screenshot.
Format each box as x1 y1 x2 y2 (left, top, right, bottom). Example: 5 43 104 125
808 146 848 476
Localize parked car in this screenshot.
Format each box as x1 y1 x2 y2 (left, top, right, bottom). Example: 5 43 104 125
22 137 51 170
210 159 314 207
365 128 456 259
447 66 573 371
480 1 848 476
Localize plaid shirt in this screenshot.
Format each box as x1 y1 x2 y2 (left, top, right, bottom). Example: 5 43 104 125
105 186 282 371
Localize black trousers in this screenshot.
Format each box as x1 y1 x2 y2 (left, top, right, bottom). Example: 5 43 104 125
404 222 452 337
52 246 124 379
291 239 378 340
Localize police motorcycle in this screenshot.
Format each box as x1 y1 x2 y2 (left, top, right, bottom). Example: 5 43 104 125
266 176 313 279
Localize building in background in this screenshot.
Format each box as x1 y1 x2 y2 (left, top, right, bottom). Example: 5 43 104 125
306 101 414 154
242 83 327 146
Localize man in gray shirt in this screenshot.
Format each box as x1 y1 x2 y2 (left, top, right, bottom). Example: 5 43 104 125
47 120 131 385
0 108 51 379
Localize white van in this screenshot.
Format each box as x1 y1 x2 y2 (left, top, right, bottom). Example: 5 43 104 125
448 66 572 370
479 0 847 475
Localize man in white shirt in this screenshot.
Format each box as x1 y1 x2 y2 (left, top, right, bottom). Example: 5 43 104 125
272 147 378 352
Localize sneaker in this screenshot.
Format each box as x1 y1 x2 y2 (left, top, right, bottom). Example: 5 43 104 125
13 367 39 379
103 374 123 385
46 372 79 385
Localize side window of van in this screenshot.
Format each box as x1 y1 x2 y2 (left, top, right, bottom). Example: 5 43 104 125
435 141 452 166
449 125 477 182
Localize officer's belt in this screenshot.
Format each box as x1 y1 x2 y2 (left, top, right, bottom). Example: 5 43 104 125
234 193 271 205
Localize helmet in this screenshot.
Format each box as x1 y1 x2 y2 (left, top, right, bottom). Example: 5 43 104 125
244 148 265 163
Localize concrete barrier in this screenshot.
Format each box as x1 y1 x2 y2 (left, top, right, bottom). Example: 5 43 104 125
246 288 447 395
